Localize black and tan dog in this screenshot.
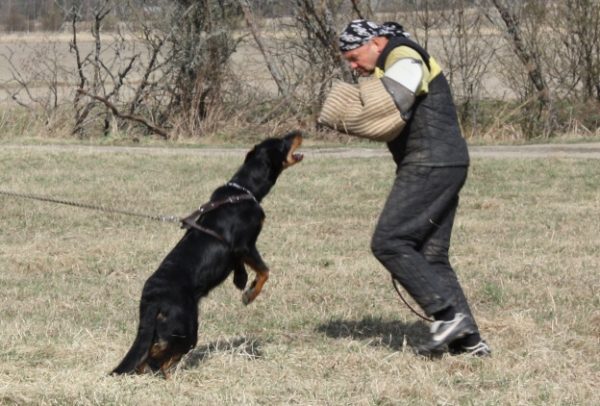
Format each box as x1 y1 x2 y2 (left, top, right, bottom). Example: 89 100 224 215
111 131 303 378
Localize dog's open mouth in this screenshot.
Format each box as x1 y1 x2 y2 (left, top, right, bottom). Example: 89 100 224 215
284 133 304 168
285 151 303 168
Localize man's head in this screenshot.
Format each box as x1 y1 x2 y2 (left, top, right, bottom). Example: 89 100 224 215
341 36 388 76
339 20 409 76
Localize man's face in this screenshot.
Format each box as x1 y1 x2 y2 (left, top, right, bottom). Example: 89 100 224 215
342 39 382 76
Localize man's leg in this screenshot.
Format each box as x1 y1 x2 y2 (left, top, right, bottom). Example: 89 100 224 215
371 166 479 353
371 166 470 313
418 181 489 355
418 187 475 321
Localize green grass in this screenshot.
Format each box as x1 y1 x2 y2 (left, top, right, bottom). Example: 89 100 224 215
1 145 599 405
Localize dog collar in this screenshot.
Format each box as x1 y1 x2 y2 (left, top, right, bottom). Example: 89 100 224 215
227 182 258 203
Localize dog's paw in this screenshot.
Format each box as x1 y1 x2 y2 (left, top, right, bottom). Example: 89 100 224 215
242 289 255 306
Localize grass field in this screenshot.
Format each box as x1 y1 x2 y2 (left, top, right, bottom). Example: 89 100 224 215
1 144 599 405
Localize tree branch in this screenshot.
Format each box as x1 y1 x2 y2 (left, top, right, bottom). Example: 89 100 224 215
76 88 168 138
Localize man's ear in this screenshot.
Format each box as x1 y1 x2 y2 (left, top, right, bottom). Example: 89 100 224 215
371 36 389 53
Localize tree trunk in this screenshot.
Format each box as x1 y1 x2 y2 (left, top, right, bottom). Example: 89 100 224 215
489 0 551 107
238 0 290 96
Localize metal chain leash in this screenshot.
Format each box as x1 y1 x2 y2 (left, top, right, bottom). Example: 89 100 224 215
2 190 434 322
0 189 181 223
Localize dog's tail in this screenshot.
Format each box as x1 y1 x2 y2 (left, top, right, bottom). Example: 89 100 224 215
111 303 159 375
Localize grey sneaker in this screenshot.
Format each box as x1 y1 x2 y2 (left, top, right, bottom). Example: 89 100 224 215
416 313 475 357
451 339 492 357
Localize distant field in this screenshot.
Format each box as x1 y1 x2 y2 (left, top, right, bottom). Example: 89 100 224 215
1 144 599 404
0 28 510 108
0 31 278 105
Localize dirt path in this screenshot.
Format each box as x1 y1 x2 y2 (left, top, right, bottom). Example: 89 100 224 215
468 142 600 159
303 142 600 159
3 142 600 159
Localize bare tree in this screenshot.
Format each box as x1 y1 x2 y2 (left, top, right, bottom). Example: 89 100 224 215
163 0 244 135
394 0 449 50
487 0 550 105
238 0 289 96
284 0 354 130
550 0 600 103
488 0 559 136
65 0 247 139
436 1 497 136
483 0 559 137
0 28 73 133
69 1 169 138
541 0 600 132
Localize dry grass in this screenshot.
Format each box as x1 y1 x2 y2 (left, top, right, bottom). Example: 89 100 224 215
1 144 599 405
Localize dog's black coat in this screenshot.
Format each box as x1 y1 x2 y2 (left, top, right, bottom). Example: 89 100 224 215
111 131 303 377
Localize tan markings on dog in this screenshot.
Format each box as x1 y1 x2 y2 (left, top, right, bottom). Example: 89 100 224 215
160 355 183 381
242 256 270 305
283 134 303 168
150 341 168 358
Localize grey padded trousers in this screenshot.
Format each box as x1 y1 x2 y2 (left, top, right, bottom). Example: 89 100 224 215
371 165 477 327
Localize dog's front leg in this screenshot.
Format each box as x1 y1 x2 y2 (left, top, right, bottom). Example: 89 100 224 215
232 258 248 290
241 247 269 306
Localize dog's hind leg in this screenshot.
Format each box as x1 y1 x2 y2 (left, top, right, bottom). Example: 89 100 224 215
232 258 248 290
241 247 270 305
146 301 198 379
137 361 148 375
159 355 184 380
111 304 159 375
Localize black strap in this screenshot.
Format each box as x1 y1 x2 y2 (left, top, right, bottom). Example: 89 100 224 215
376 36 432 72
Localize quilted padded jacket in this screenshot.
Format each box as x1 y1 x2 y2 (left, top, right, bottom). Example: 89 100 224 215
376 36 470 168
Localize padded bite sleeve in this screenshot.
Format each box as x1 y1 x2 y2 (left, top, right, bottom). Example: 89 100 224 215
318 79 406 142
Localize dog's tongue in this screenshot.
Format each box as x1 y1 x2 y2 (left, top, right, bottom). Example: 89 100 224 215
293 153 304 162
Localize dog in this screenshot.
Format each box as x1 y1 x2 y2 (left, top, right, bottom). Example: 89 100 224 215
111 131 303 379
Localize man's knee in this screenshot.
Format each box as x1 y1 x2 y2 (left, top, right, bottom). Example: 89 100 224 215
371 229 411 261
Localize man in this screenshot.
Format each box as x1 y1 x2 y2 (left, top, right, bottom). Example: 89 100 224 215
318 19 490 356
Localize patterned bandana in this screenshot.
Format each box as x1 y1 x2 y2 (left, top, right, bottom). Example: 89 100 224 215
338 19 409 53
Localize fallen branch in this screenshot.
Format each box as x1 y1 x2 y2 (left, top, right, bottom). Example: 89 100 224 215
76 88 168 138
